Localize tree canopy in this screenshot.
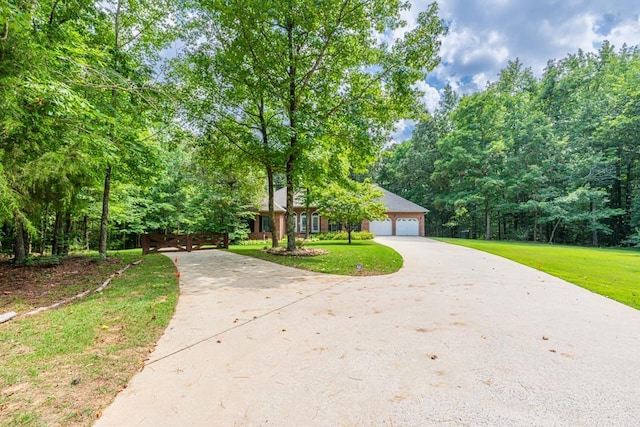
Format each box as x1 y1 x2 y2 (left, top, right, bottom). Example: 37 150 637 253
3 1 640 264
316 181 387 244
376 44 640 247
172 0 446 250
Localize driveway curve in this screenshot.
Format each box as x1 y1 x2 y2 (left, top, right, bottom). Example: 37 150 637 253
96 237 640 426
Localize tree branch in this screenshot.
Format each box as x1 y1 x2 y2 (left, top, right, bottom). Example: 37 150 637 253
48 0 60 26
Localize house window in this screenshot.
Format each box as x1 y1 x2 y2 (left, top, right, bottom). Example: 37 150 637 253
329 222 342 232
300 213 307 233
311 213 320 233
260 216 270 232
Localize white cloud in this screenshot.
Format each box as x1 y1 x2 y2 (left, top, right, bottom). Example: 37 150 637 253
382 1 640 142
413 81 441 112
404 0 640 93
608 15 640 48
541 13 599 52
390 119 416 145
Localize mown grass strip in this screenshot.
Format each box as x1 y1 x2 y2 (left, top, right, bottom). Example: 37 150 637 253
0 251 178 427
436 238 640 310
228 240 403 276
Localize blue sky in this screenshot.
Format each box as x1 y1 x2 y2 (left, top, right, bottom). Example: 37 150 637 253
391 0 640 142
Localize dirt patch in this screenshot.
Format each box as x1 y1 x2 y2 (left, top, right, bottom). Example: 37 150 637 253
264 247 329 257
0 256 122 313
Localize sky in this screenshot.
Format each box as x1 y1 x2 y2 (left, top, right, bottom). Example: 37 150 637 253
391 0 640 142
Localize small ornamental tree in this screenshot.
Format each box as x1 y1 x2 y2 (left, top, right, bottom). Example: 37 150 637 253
317 181 387 244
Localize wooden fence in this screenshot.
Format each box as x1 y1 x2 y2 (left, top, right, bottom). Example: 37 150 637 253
141 232 229 255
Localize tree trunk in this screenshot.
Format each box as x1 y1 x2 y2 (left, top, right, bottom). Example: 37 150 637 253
624 161 632 238
13 215 26 263
267 166 279 248
99 164 112 256
62 211 72 255
549 218 561 244
484 200 491 240
591 200 598 247
348 227 352 244
52 210 62 256
83 214 89 250
285 158 296 251
40 204 49 255
285 18 297 252
610 145 623 245
305 195 311 240
99 0 121 258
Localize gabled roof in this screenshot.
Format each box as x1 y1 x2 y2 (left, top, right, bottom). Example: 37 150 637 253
376 186 429 213
259 187 294 212
260 185 428 214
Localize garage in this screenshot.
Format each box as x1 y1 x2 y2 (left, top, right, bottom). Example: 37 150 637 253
369 218 392 236
396 218 419 236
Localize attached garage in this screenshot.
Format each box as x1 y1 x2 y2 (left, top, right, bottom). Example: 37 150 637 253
252 185 428 240
396 218 420 236
369 218 392 236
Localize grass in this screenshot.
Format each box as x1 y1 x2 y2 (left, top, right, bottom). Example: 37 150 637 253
0 250 178 427
436 238 640 310
228 240 403 276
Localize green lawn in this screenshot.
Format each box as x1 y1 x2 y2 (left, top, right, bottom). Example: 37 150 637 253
228 240 403 276
0 251 178 427
436 238 640 310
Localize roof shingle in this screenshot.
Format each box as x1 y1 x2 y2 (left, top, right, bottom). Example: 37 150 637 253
260 186 428 213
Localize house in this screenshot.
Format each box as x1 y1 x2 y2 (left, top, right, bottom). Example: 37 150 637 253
247 186 428 239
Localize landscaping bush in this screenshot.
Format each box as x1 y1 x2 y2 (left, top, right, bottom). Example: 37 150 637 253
316 231 375 241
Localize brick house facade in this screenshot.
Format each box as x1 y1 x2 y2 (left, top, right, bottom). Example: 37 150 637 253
248 186 427 240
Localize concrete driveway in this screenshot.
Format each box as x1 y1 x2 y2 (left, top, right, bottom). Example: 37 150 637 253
96 237 640 426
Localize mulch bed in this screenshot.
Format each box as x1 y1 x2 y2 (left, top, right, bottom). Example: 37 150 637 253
264 247 328 257
0 256 122 311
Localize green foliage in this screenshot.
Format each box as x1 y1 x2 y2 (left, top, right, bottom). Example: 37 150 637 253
175 0 447 251
316 231 375 241
375 45 640 247
316 181 387 244
17 255 62 267
0 0 182 259
438 238 640 310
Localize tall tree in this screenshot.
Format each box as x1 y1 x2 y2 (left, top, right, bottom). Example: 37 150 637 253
171 13 289 248
432 88 507 240
0 0 109 261
94 0 180 256
180 0 447 251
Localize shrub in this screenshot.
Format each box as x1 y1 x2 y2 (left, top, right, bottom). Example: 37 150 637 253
20 255 62 267
315 233 335 240
316 231 375 241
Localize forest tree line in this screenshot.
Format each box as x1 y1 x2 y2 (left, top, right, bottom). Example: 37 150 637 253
1 0 446 260
375 43 640 247
3 0 639 262
0 0 274 261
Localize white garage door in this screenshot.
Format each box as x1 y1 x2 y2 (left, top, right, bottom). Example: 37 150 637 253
369 218 392 236
396 218 419 236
